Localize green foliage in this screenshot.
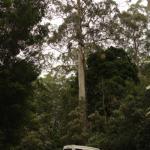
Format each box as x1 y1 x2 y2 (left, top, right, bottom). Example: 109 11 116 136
18 47 150 150
0 0 48 63
61 106 88 145
86 47 138 117
117 1 148 65
85 47 150 150
88 82 150 150
18 75 79 150
0 0 150 149
0 59 39 149
0 0 48 148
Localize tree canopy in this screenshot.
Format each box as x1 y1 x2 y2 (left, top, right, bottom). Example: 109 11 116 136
0 0 150 150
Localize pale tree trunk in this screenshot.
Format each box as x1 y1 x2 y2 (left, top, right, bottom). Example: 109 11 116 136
78 49 86 127
147 0 150 55
148 0 150 12
147 0 150 29
78 49 86 104
77 0 87 129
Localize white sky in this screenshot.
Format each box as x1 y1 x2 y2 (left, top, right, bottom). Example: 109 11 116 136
116 0 147 9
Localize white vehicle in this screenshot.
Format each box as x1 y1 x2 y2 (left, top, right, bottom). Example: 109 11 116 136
63 145 100 150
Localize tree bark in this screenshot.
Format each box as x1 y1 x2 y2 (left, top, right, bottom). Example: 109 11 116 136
148 0 150 29
78 50 86 102
148 0 150 10
147 0 150 56
77 0 87 129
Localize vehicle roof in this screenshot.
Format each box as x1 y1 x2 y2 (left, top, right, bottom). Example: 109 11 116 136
63 145 100 150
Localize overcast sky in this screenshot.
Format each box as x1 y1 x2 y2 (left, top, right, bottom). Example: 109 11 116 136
116 0 147 10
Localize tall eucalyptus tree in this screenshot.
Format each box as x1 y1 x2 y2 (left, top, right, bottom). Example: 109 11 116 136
49 0 119 128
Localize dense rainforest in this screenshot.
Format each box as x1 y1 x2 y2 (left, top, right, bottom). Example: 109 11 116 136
0 0 150 149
